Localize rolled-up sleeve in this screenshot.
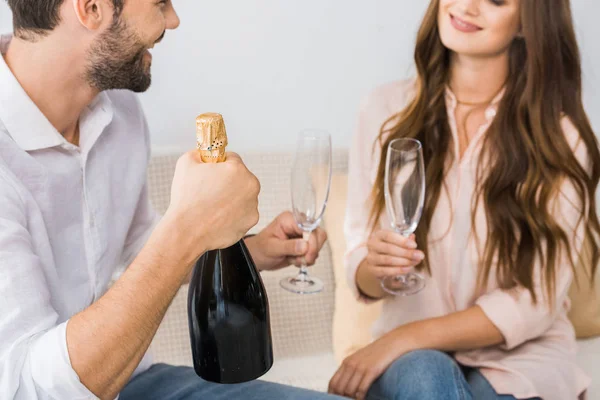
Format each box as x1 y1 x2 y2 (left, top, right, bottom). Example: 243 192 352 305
476 118 590 350
0 177 97 399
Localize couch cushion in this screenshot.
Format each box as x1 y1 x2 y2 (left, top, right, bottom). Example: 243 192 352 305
262 352 338 392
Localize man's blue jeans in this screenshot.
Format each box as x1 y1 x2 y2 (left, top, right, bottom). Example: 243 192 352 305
120 363 346 400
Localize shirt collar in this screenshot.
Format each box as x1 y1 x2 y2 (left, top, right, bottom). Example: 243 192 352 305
79 92 114 154
0 34 114 153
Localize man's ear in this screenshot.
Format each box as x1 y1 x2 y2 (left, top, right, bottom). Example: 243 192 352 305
71 0 113 31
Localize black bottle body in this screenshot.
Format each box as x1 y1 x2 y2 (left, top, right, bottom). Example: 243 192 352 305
187 240 273 384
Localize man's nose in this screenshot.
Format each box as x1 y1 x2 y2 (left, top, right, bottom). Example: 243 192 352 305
165 3 181 30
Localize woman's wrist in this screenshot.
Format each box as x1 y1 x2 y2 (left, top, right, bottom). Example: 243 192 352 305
387 323 423 358
356 260 387 299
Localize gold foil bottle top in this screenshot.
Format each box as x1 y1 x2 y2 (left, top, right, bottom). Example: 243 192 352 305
196 112 228 163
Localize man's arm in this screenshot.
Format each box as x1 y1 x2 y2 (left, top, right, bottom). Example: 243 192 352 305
66 152 260 399
66 214 199 399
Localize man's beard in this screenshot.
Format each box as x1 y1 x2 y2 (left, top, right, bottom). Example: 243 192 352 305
86 18 154 93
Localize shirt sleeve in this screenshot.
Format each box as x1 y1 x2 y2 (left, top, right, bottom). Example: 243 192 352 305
0 175 98 399
120 102 160 268
476 117 591 350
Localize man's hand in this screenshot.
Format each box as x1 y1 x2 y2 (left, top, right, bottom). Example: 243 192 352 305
167 151 261 257
245 211 327 271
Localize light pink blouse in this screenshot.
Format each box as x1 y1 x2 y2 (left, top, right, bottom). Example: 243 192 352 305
345 80 590 400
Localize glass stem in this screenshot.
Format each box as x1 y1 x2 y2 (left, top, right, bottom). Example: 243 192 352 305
401 231 413 277
298 230 312 280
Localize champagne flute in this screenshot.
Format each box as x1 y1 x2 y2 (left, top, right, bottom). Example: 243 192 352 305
381 138 426 296
280 130 332 294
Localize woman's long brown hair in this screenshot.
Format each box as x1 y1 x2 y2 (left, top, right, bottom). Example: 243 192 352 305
370 0 600 304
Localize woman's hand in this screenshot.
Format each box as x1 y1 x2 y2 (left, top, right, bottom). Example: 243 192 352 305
362 230 425 280
328 333 408 400
355 230 425 298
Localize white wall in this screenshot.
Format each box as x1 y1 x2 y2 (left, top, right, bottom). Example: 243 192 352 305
0 1 598 153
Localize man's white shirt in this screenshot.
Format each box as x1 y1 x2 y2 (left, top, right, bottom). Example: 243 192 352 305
0 34 158 399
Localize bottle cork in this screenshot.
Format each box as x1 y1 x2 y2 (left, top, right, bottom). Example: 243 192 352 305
196 113 228 163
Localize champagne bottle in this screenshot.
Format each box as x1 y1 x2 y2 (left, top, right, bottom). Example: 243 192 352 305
187 113 273 384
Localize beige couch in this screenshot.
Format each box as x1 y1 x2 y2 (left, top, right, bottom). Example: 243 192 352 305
147 151 600 398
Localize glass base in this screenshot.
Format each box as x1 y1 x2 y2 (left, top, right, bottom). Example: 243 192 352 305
381 273 425 296
280 273 324 294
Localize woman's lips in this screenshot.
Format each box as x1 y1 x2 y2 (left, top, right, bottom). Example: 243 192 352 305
450 14 483 33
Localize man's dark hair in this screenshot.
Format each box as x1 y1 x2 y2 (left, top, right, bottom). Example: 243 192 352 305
6 0 125 40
